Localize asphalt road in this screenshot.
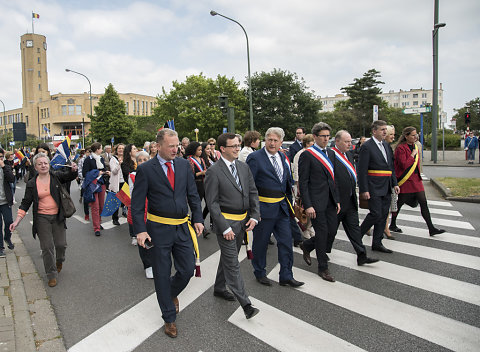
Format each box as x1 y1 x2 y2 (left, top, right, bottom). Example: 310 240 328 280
12 180 480 352
423 166 480 179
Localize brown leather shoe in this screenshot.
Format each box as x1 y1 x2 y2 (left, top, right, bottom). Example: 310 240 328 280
172 297 179 314
56 261 63 273
299 242 311 266
48 278 57 287
318 270 335 282
164 322 177 338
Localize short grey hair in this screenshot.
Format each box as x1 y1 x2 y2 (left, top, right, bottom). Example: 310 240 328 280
33 152 49 166
335 130 349 141
156 128 178 144
265 127 285 141
136 150 149 161
311 122 331 136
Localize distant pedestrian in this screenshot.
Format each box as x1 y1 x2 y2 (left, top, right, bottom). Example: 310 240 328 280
465 132 478 164
288 127 306 160
238 131 261 162
0 148 15 258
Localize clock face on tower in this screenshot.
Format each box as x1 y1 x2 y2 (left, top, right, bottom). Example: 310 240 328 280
43 42 47 50
26 40 33 47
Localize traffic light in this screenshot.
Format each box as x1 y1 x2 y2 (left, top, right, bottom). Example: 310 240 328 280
465 112 471 125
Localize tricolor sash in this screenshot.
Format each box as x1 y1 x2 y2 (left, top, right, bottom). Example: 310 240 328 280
189 157 204 172
282 151 292 177
397 144 419 187
332 147 357 183
306 145 334 180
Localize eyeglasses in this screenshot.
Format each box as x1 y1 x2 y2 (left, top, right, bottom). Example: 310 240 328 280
317 134 330 138
209 143 215 146
225 145 241 149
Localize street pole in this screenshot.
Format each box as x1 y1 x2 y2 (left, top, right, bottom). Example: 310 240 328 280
420 112 424 161
210 10 254 131
0 99 6 149
65 69 91 148
431 0 446 163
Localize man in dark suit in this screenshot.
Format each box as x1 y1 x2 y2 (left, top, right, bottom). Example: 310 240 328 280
205 133 260 319
246 127 304 288
132 129 204 338
330 130 379 266
358 120 400 253
288 127 305 160
298 122 339 282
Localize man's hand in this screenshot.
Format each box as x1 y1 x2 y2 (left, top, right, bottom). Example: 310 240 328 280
245 219 257 231
360 192 370 200
193 223 204 237
223 230 235 241
336 203 341 214
136 232 151 248
305 206 316 219
394 186 400 194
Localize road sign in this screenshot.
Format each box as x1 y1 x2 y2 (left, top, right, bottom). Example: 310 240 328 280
9 142 15 146
402 107 432 114
373 105 378 121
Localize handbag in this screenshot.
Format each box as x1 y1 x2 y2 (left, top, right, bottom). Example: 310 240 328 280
58 182 76 218
359 197 369 209
390 189 398 212
294 196 308 227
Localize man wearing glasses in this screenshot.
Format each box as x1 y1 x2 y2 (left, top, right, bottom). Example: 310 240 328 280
289 127 306 160
0 149 15 257
298 122 340 282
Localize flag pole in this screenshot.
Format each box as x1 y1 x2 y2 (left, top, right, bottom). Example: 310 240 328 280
32 12 34 34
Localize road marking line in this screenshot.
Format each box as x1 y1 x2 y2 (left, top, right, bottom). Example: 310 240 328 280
267 265 480 352
394 225 480 248
100 217 128 229
228 297 365 352
293 247 480 306
358 209 475 230
336 231 480 270
426 200 452 207
68 250 246 352
72 215 90 224
397 206 461 217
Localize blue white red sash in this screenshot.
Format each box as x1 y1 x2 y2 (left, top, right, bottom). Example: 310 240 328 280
306 145 334 180
188 157 204 171
281 151 291 176
332 147 357 183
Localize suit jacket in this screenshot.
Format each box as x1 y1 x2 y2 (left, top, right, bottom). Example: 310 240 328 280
298 147 338 212
246 148 293 219
204 158 260 234
357 138 397 196
288 140 303 160
333 150 357 211
131 156 203 238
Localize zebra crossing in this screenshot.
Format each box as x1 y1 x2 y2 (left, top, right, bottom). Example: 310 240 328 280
67 198 479 352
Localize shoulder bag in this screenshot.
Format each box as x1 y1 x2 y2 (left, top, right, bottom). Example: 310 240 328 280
58 181 76 218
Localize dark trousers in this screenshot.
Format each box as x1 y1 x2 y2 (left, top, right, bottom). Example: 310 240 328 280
0 204 13 250
252 215 293 281
137 243 153 269
360 194 391 247
36 214 66 280
149 223 195 323
303 205 338 272
390 191 435 232
290 216 303 243
335 200 367 257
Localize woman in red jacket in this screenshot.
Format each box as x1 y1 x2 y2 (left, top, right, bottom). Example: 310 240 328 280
389 127 445 236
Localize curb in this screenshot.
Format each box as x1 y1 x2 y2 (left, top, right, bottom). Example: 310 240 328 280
430 178 480 203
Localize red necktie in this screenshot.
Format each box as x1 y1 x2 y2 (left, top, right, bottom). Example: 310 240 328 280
165 161 175 190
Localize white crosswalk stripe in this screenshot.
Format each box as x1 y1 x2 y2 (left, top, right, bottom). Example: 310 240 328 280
391 225 480 248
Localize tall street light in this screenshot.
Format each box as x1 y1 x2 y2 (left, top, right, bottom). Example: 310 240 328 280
0 99 6 148
65 68 92 147
210 10 254 131
431 0 446 163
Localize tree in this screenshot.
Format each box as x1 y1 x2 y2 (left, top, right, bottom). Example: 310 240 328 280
340 69 386 136
154 74 248 141
91 83 135 145
452 97 480 132
250 69 322 140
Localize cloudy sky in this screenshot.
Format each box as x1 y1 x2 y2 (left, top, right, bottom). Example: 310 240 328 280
1 0 479 121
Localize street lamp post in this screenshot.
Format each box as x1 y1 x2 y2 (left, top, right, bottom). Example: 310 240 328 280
65 69 92 147
210 10 254 131
194 128 199 142
431 0 446 163
0 99 6 149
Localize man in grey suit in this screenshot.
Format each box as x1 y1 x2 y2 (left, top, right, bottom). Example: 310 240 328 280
205 133 260 319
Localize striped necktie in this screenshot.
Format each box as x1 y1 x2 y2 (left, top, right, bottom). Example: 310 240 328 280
230 163 242 190
271 155 283 182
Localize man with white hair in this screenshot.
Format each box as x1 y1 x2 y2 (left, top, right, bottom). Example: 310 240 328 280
246 127 304 288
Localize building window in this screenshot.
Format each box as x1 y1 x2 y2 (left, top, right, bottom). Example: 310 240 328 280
422 93 427 98
422 100 427 105
39 84 41 90
38 71 41 77
37 57 40 63
394 103 399 107
37 48 40 53
63 124 83 136
402 94 409 99
26 116 29 126
413 94 418 98
413 101 418 106
126 102 129 114
61 105 83 115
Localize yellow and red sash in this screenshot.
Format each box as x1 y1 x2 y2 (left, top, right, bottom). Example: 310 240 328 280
367 170 392 177
397 144 419 187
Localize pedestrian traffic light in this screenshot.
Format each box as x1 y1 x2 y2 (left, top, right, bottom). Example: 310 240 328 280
465 112 471 124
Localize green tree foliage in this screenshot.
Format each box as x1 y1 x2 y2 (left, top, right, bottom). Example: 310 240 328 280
91 83 135 145
250 69 322 140
153 74 248 141
452 97 480 132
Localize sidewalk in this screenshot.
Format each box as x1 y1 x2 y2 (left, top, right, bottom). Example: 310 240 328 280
0 231 66 352
421 149 480 167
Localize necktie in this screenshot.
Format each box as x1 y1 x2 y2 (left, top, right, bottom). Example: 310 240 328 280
378 142 388 162
321 149 327 156
165 161 175 190
230 163 242 190
271 155 283 182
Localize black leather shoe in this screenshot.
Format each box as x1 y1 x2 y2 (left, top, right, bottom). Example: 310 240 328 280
357 256 380 266
372 244 393 253
243 304 259 319
279 278 305 287
389 226 402 233
430 228 445 236
213 290 236 301
113 220 120 226
256 276 272 286
318 270 335 282
299 242 311 266
5 239 14 250
95 231 101 237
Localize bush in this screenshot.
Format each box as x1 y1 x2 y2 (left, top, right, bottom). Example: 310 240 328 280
424 133 461 149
